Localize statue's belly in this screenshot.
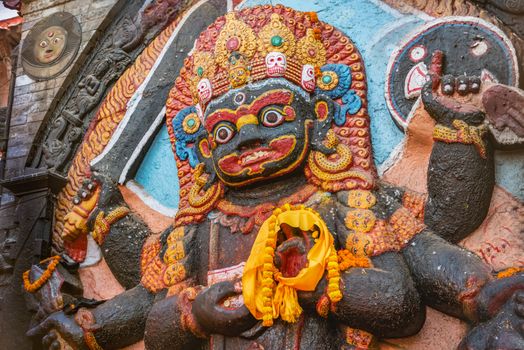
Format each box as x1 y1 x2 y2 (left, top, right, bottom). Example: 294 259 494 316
203 315 340 350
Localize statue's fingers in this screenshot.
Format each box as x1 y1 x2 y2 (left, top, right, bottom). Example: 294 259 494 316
195 281 237 313
468 76 481 94
515 291 524 318
222 304 253 319
507 106 524 127
441 75 456 95
428 50 443 90
27 318 56 338
502 111 524 138
208 281 237 301
516 304 524 318
516 290 524 303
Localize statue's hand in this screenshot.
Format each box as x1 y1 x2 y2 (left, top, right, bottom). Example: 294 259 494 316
297 274 329 314
27 311 87 350
192 280 257 336
459 290 524 350
62 187 100 242
482 84 524 143
421 51 485 126
62 211 89 242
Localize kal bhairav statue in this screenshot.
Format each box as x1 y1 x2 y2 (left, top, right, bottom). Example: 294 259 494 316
27 5 524 350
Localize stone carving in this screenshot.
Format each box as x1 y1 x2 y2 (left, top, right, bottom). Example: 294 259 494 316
471 0 524 36
23 5 524 350
381 0 524 89
21 12 81 81
385 17 519 130
29 0 190 173
482 84 524 145
386 16 524 148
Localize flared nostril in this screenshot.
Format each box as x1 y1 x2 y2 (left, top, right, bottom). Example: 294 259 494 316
239 141 262 152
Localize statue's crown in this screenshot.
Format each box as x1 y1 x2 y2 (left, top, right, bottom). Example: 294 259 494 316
187 11 327 110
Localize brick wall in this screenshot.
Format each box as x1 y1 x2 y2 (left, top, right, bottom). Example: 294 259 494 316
6 0 119 179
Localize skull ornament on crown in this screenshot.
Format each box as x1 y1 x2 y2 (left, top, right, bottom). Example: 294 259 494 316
197 78 213 104
265 51 287 77
301 64 316 92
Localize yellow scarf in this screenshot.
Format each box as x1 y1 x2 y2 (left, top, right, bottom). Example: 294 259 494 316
242 204 341 326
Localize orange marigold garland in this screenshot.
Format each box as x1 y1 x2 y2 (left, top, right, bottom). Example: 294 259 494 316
496 267 524 279
337 249 371 271
23 255 61 293
261 208 279 326
326 250 343 302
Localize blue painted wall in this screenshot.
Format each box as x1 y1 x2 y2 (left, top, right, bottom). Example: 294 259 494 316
135 125 180 209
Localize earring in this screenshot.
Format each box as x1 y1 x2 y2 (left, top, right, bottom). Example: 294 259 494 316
308 130 353 176
306 130 373 191
188 163 223 208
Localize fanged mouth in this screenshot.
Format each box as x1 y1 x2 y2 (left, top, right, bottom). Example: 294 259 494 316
303 80 315 91
274 225 313 278
217 135 297 176
200 91 211 101
268 67 286 76
240 149 271 166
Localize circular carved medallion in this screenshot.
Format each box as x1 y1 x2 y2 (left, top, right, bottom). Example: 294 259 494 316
385 17 519 130
21 12 81 81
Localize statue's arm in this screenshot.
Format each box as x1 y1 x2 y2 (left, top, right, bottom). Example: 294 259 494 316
90 284 156 349
27 284 156 350
333 253 425 338
421 57 494 243
93 222 208 349
31 222 208 349
402 230 493 320
299 254 425 338
144 287 206 350
298 193 425 338
83 172 152 289
402 230 524 349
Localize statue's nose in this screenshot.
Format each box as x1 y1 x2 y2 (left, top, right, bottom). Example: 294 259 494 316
237 123 264 151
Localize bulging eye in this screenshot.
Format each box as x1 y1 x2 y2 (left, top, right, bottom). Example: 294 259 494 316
409 45 426 62
262 109 285 127
471 40 488 57
52 37 62 44
39 40 48 48
214 125 235 144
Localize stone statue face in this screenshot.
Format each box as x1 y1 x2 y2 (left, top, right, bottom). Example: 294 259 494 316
33 25 68 64
201 80 316 187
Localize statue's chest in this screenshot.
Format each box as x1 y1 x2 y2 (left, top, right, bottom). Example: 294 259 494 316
202 192 337 277
202 212 264 279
